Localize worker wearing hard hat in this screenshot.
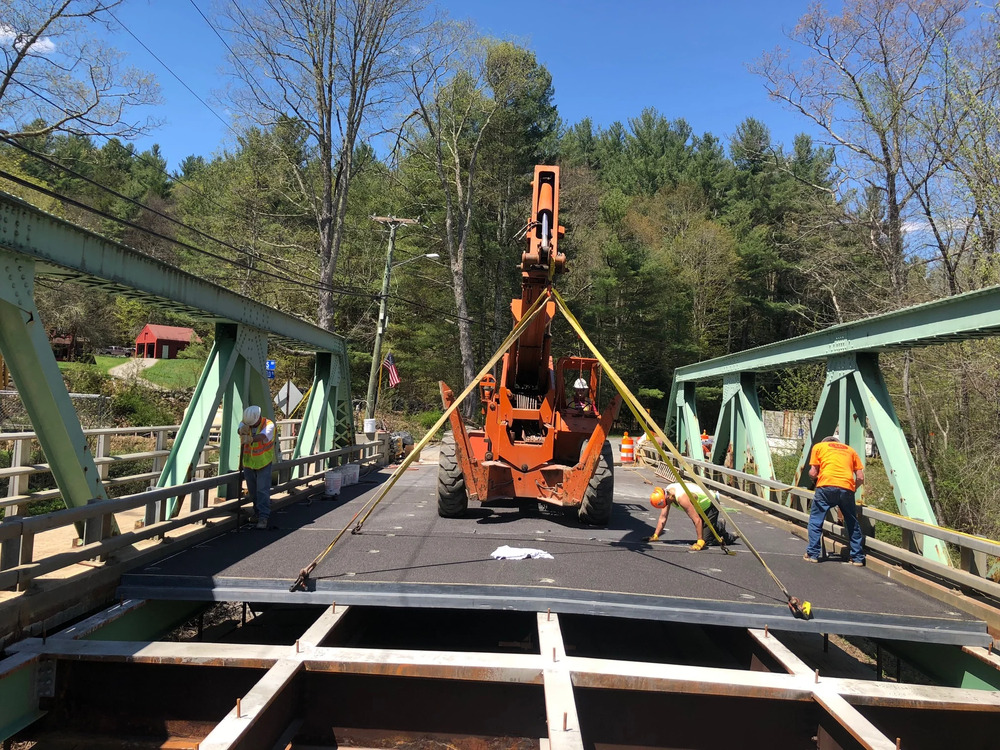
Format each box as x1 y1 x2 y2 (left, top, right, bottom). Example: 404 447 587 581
238 405 276 529
645 482 738 550
571 378 594 415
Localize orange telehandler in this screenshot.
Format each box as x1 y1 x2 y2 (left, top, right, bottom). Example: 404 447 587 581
438 166 622 524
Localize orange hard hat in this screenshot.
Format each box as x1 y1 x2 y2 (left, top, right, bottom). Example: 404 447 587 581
650 486 667 509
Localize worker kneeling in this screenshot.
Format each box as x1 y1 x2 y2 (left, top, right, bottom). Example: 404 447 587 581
646 483 738 550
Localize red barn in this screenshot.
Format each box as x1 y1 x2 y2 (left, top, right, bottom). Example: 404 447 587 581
134 325 199 359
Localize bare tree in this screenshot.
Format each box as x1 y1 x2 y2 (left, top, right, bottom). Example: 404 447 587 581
752 0 969 297
223 0 432 330
401 35 540 394
0 0 160 139
936 8 1000 286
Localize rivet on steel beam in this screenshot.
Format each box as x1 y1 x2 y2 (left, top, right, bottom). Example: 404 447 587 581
236 698 242 718
814 669 819 684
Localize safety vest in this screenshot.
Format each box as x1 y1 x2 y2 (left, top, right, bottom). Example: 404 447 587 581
242 417 275 469
665 482 712 512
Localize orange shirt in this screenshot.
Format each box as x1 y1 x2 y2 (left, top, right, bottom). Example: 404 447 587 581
809 441 863 491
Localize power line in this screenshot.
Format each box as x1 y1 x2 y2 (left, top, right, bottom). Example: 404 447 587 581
187 0 271 101
1 135 326 286
0 167 373 300
105 7 237 138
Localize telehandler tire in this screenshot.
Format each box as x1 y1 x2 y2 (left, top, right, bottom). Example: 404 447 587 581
437 432 469 517
578 440 614 525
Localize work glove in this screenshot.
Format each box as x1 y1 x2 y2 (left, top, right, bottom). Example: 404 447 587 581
689 539 707 551
238 424 251 436
644 534 659 542
240 433 252 445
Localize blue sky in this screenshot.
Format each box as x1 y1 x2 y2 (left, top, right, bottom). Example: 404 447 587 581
108 0 823 170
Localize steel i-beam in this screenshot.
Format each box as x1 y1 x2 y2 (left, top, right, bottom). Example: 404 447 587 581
0 249 113 534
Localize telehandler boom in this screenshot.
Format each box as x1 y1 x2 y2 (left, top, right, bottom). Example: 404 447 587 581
438 166 622 524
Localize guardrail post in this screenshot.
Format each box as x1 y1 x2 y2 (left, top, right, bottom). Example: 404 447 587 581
0 514 22 587
153 428 168 475
9 437 29 515
858 506 876 541
960 547 987 577
82 498 112 558
144 486 166 537
95 433 111 481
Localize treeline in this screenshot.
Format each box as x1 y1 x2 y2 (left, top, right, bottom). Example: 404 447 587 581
3 0 1000 538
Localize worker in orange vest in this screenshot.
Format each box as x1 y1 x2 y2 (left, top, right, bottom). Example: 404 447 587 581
700 430 712 459
239 405 276 530
804 436 865 565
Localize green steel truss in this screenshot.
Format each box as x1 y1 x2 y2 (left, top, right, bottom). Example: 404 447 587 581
0 249 111 533
712 373 775 495
666 285 1000 567
0 191 353 523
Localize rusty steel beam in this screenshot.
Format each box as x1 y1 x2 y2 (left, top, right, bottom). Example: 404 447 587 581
537 612 584 750
10 638 286 669
199 658 302 750
812 688 898 750
297 603 349 648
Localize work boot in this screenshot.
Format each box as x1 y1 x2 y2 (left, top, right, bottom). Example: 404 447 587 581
256 517 268 530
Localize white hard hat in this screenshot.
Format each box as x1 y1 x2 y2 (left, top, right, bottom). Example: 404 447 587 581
573 378 588 390
243 405 261 424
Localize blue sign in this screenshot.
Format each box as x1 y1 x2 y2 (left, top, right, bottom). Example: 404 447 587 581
265 359 277 371
267 370 275 379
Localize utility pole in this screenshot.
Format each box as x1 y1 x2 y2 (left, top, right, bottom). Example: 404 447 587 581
366 216 418 421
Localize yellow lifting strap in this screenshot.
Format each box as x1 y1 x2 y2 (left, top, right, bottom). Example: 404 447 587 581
551 289 811 618
289 288 554 592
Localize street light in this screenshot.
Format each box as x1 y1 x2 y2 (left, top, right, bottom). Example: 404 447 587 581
365 218 437 421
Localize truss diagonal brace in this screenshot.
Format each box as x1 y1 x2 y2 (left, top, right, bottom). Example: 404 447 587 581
0 250 112 532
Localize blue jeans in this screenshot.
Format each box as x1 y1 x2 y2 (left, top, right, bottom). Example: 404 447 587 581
243 463 273 521
807 486 865 562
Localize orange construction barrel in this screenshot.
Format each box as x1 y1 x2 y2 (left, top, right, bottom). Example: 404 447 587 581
621 432 634 464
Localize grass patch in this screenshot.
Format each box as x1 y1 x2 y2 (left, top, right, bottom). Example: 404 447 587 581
142 358 205 389
56 355 122 375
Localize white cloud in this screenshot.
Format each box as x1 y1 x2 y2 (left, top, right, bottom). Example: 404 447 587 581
0 25 56 54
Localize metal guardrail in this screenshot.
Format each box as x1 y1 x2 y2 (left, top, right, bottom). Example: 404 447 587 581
637 447 1000 604
0 421 302 513
0 423 389 592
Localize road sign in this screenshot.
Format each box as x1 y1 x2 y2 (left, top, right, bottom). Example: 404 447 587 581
265 359 277 371
274 380 303 416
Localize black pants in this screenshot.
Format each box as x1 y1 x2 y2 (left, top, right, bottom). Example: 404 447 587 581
703 503 738 546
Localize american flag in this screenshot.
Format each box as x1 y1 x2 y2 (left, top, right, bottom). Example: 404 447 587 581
383 352 401 387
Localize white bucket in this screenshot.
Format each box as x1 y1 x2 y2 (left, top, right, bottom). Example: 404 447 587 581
324 469 342 497
363 418 377 435
342 462 360 486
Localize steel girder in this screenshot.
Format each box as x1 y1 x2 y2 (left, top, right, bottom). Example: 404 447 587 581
0 192 347 355
673 382 703 461
0 191 355 517
788 354 949 565
672 282 1000 382
291 352 346 476
158 323 274 512
0 249 113 536
663 283 1000 565
711 373 775 490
